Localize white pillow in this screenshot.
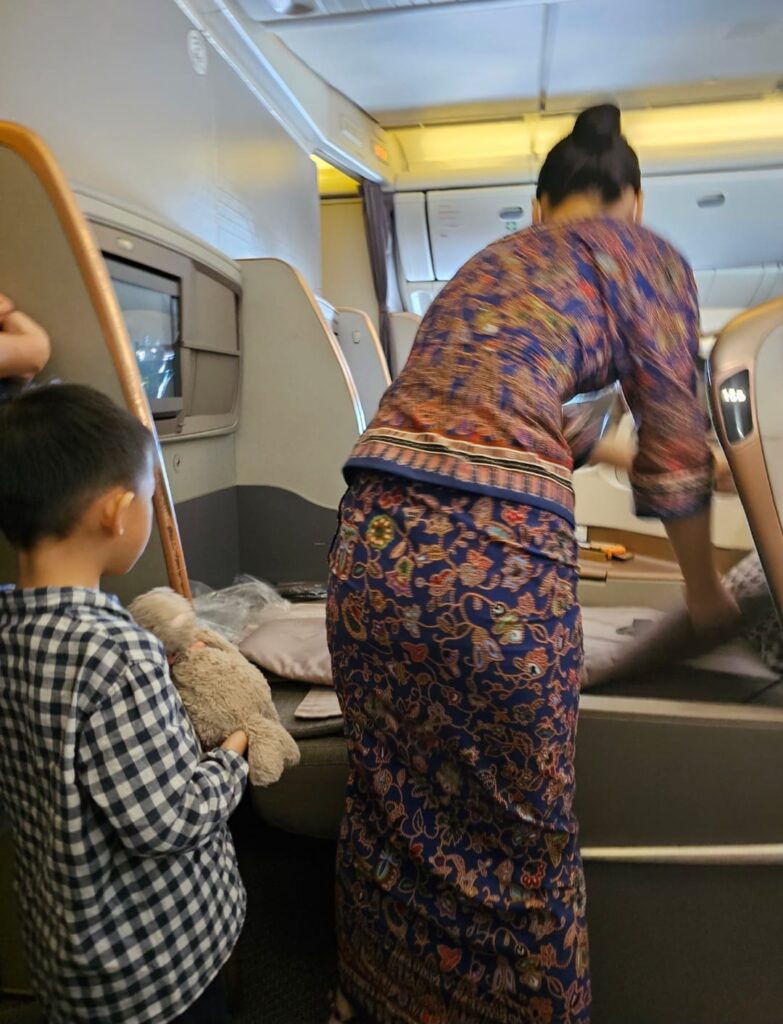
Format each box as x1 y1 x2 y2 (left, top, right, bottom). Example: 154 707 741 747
240 603 332 686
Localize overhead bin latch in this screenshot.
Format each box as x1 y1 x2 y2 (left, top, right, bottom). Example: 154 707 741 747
499 206 525 233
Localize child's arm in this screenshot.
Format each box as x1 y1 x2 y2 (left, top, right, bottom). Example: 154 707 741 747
77 657 249 859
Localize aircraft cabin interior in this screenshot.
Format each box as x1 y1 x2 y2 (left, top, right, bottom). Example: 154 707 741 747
0 1 782 1022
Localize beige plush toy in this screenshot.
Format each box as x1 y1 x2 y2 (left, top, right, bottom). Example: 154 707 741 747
129 587 300 787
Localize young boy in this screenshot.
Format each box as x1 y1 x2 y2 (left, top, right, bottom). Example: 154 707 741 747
0 384 248 1024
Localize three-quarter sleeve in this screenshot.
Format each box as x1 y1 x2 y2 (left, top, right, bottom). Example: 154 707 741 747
612 244 713 520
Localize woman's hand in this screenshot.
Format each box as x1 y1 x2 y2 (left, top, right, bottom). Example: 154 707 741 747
590 433 635 474
712 448 736 494
0 294 51 379
685 576 741 633
663 506 740 633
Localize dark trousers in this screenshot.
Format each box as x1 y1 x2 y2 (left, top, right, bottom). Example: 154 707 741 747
170 974 230 1024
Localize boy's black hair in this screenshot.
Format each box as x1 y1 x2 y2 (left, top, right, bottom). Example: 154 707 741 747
0 384 154 550
537 104 641 208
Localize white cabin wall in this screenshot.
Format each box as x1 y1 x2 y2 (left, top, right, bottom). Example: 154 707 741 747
320 199 379 328
0 0 322 528
0 0 320 290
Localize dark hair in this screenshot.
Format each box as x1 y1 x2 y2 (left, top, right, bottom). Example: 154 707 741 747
536 104 641 208
0 384 153 550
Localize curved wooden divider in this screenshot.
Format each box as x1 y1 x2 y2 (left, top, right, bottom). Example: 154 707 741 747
0 121 189 598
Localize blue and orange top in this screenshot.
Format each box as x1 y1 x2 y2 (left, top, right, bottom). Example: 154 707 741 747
345 219 713 526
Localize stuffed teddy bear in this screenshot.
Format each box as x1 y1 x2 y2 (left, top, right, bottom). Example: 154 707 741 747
128 587 300 787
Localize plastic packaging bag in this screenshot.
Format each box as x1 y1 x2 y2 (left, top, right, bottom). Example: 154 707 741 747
276 580 328 602
192 574 289 644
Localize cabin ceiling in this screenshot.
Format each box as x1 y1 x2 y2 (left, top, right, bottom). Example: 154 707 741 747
233 0 783 126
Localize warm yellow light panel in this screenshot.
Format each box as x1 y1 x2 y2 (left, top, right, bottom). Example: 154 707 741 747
392 98 783 174
312 155 360 196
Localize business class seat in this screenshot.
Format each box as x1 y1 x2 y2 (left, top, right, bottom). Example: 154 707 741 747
332 306 391 423
708 297 783 624
388 310 421 377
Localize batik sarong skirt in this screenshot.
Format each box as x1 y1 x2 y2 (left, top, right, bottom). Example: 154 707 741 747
327 472 591 1024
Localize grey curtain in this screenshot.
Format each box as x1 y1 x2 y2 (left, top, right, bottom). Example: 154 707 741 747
361 181 393 365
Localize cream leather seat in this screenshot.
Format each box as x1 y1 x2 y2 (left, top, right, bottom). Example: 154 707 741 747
708 297 783 621
388 310 421 377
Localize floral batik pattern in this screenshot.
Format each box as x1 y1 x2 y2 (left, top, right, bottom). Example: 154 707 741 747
327 472 591 1024
346 219 712 525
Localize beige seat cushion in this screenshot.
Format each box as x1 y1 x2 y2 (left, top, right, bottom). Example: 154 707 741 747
240 602 332 686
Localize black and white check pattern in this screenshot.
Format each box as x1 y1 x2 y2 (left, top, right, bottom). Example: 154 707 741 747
0 587 248 1023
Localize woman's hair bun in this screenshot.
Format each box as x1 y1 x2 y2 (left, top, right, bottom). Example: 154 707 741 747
571 104 621 154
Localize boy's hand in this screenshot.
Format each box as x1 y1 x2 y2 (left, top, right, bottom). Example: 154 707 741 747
221 730 249 757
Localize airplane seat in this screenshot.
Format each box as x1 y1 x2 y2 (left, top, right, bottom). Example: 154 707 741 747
708 297 783 623
333 306 391 423
389 311 421 377
316 295 338 329
0 121 186 605
235 260 364 584
249 678 347 840
0 120 191 996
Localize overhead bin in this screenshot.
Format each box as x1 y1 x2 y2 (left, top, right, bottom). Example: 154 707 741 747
426 184 536 280
395 185 536 284
395 170 783 299
642 167 783 269
695 264 783 310
392 192 433 281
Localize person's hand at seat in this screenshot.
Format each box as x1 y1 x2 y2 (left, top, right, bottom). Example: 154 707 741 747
0 293 51 380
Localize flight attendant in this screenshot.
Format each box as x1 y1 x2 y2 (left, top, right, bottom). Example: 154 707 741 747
327 105 735 1024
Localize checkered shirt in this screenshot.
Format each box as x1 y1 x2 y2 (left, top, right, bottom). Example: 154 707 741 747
0 587 248 1023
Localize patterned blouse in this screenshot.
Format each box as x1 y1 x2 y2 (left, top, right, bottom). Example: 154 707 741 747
346 219 713 525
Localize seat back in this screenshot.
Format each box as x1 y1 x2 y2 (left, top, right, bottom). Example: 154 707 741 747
388 311 421 377
235 260 364 582
0 121 187 600
708 297 783 621
333 307 391 424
